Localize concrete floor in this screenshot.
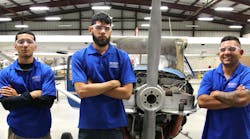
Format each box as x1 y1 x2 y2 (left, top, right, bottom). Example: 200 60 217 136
0 79 206 139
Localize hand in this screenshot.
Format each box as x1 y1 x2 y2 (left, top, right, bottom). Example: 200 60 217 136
30 90 42 99
210 90 221 97
87 78 93 84
109 80 121 88
236 84 246 91
0 86 18 97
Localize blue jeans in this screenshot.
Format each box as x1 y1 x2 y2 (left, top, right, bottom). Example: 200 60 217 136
78 128 123 139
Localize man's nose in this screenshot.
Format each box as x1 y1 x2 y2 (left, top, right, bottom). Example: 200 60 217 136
100 27 106 32
23 41 29 46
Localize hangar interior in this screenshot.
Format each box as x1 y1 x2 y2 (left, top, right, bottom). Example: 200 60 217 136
0 0 250 139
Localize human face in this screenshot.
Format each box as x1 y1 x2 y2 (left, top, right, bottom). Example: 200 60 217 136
219 40 243 67
15 33 37 59
89 21 112 47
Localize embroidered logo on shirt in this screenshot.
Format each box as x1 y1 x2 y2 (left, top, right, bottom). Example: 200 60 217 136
227 82 237 88
32 76 41 82
109 62 119 68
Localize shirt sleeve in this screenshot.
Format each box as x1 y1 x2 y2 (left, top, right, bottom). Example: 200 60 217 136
197 70 213 97
72 52 88 83
0 92 33 110
240 68 250 89
41 66 56 97
0 68 9 99
119 52 136 85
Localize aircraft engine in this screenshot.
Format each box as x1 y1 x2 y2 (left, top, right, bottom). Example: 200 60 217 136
123 67 196 139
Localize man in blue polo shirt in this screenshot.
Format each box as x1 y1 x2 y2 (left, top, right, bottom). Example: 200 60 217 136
71 12 136 139
197 36 250 139
0 30 56 139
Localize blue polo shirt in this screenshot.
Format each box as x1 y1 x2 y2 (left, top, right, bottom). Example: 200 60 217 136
198 63 250 139
0 59 56 138
72 43 136 129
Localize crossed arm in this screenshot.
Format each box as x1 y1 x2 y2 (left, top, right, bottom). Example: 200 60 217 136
74 79 133 100
198 85 250 110
0 86 55 110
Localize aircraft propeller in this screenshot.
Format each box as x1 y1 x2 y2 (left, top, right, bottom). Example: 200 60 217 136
136 0 164 139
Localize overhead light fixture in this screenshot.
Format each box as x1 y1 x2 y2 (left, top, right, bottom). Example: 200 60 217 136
198 17 214 21
247 19 250 22
185 25 199 28
149 6 168 10
141 24 150 27
30 6 49 11
45 16 61 21
0 17 12 22
91 6 111 10
215 7 233 11
229 25 242 29
15 24 29 28
58 24 72 27
144 17 151 20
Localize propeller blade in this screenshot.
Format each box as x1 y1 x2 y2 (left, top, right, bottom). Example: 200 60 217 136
146 0 162 86
142 0 162 139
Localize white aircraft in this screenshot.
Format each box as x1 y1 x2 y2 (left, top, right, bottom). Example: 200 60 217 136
0 5 249 139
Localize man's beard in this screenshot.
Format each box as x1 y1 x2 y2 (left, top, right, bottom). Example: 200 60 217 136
92 34 110 47
19 53 33 59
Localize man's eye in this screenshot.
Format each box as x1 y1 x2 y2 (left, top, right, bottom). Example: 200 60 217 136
96 26 102 30
220 48 226 52
18 40 25 44
27 40 33 44
105 27 110 31
228 47 236 51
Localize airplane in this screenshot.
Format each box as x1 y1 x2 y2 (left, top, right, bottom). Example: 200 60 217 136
0 35 249 77
0 37 249 139
0 4 249 139
1 32 250 139
0 31 250 139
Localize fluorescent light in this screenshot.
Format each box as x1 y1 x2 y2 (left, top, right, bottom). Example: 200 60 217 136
0 17 12 22
15 24 29 28
185 25 199 28
144 17 151 20
215 7 233 11
149 6 168 10
58 24 72 27
198 17 214 21
141 24 150 27
30 6 49 11
91 6 111 10
144 16 151 20
229 25 242 29
248 19 250 22
45 16 61 21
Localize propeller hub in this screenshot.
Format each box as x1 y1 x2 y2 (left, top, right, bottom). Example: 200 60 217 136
136 84 165 111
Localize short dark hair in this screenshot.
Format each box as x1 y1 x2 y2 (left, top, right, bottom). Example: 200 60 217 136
221 35 241 45
15 30 36 41
91 12 112 25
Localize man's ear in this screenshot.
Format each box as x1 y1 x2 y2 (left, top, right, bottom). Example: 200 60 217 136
88 26 93 34
14 44 17 50
34 44 38 50
240 49 244 55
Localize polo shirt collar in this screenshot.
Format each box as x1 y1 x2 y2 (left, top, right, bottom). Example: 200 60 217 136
14 58 38 71
216 63 243 76
87 43 116 55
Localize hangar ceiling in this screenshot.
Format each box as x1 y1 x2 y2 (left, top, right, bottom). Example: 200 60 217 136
0 0 249 34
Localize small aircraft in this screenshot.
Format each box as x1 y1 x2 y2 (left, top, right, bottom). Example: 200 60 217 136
0 2 249 138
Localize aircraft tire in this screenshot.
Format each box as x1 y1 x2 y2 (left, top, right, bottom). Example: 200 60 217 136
61 132 73 139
